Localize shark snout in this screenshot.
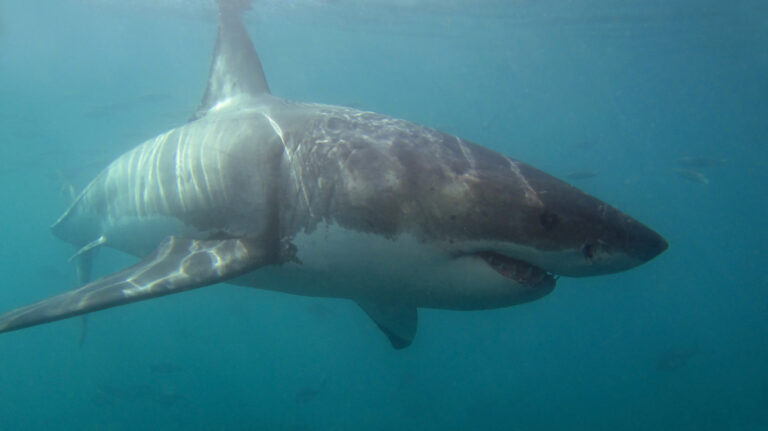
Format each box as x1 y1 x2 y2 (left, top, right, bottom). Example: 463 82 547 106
626 223 668 263
576 217 668 276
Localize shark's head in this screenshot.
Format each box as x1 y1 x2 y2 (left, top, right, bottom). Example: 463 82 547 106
325 120 668 307
408 138 668 290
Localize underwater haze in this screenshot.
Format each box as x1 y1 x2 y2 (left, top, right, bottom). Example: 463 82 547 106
0 0 766 429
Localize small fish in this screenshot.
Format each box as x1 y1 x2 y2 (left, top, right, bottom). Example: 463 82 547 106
676 156 727 168
149 362 183 375
573 140 598 150
564 171 599 181
675 168 709 185
91 383 187 407
294 375 328 404
655 347 699 372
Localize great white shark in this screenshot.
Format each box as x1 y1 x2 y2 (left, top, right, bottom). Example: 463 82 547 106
0 1 667 348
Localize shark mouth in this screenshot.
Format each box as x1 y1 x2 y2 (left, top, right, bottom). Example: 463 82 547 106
476 251 556 288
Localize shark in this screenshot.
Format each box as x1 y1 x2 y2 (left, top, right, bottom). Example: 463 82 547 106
0 1 667 349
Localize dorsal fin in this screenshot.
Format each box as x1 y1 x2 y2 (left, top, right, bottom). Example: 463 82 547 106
193 0 270 119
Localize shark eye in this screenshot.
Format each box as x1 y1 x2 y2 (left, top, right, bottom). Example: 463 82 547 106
582 240 609 261
581 241 597 261
539 211 560 231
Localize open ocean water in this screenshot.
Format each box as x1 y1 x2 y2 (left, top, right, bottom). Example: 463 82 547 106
0 0 766 429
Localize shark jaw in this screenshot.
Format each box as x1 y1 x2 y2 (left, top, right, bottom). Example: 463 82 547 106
474 251 557 289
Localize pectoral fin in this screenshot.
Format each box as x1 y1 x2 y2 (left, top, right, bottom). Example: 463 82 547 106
0 236 291 334
357 301 418 350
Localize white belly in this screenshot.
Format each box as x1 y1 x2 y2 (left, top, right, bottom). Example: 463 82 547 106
232 224 551 310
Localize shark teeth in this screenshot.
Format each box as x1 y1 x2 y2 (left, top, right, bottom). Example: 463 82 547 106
476 251 554 288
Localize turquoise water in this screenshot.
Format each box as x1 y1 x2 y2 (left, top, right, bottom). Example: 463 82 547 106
0 0 766 429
